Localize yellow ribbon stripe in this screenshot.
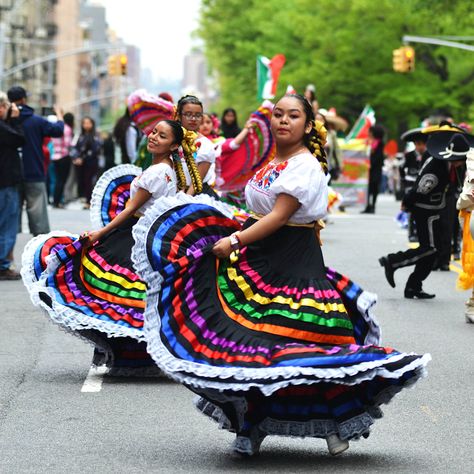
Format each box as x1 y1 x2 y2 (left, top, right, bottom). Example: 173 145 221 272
81 255 147 292
226 265 347 315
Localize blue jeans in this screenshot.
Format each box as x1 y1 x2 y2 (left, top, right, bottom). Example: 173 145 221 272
0 186 20 270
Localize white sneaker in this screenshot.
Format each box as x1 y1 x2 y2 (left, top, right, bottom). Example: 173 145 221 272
231 429 266 457
326 434 349 456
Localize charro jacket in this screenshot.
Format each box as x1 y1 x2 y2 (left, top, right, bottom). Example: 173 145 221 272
403 156 449 212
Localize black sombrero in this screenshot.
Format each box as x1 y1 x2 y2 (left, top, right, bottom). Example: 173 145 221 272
427 131 474 161
401 127 425 142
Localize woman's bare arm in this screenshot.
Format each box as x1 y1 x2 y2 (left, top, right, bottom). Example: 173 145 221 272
85 187 151 243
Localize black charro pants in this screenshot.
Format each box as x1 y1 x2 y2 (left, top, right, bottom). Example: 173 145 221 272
437 194 458 265
387 208 442 291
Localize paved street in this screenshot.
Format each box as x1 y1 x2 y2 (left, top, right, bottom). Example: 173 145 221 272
0 195 472 474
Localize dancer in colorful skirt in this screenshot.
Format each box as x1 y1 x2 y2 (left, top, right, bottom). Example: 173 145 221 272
21 120 206 373
455 148 474 322
176 95 217 196
131 94 430 456
214 101 275 209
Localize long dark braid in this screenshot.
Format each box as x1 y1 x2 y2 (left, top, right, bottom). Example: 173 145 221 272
160 120 187 190
285 94 328 174
171 150 187 191
175 96 205 194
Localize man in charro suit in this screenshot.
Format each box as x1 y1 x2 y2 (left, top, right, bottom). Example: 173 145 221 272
379 124 473 299
399 127 431 242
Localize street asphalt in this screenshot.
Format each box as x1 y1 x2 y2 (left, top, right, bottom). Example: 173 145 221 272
0 195 472 473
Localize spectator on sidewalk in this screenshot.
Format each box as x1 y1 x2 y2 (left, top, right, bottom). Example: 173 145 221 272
72 116 101 209
113 107 140 164
101 131 116 171
51 113 74 208
0 92 25 280
361 124 385 214
7 86 64 236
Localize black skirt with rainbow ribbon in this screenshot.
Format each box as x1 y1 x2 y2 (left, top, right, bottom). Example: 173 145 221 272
131 195 430 444
21 165 157 373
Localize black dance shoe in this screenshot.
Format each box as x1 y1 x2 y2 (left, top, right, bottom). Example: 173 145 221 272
404 288 436 299
379 256 396 288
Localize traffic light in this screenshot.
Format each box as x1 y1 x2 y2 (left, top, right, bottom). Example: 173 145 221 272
392 46 415 73
119 54 128 76
393 48 404 72
404 46 415 72
108 54 119 76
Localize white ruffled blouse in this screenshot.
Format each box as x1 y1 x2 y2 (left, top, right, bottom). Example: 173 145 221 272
130 163 177 215
182 135 216 185
245 152 328 224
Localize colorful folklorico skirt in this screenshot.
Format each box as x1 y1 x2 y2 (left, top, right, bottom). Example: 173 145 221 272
131 196 431 451
21 165 154 373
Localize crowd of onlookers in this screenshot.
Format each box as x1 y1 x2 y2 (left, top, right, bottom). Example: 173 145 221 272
0 85 117 280
0 86 249 281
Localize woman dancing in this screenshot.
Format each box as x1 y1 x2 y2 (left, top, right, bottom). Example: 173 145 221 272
176 95 216 196
22 120 206 373
132 95 430 456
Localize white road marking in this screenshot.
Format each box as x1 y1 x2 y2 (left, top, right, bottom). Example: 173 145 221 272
81 365 108 393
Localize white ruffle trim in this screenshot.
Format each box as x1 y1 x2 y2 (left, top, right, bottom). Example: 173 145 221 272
195 396 374 441
131 195 431 396
194 373 424 441
21 231 145 341
157 353 430 396
356 290 382 345
90 164 142 229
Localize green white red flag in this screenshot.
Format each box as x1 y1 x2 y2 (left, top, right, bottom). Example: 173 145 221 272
257 54 286 100
346 105 376 140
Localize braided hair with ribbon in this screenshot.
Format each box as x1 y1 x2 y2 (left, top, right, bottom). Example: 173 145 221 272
158 120 186 191
286 94 329 174
181 128 203 194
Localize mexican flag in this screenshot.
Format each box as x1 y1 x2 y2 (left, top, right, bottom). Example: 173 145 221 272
346 105 376 140
257 54 286 100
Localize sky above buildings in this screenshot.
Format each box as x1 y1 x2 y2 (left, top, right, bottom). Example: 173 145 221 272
94 0 201 80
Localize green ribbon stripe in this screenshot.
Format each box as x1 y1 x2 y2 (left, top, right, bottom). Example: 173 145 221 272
83 268 146 300
217 272 354 330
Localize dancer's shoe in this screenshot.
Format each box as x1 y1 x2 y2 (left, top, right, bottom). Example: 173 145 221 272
326 434 349 456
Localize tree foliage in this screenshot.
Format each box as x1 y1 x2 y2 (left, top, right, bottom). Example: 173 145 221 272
198 0 474 136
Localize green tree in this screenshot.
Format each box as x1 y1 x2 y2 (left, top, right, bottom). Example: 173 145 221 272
199 0 474 137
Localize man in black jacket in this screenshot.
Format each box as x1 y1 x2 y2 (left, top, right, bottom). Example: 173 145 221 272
0 92 25 280
379 125 473 299
7 86 64 236
399 128 431 242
